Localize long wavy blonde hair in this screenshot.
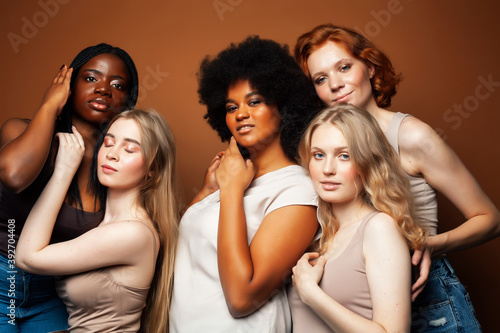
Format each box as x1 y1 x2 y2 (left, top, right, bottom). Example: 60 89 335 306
299 104 426 254
104 109 180 333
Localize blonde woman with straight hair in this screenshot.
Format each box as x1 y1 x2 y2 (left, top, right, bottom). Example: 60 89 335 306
288 104 426 332
16 109 179 333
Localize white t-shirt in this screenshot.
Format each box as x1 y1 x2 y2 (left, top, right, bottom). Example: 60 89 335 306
170 165 318 333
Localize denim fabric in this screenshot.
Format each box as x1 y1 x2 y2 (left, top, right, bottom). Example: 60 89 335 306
411 256 482 333
0 254 69 332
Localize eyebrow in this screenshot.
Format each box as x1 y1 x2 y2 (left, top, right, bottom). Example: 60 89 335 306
105 133 141 146
225 91 261 104
310 58 350 78
82 69 128 82
310 145 349 152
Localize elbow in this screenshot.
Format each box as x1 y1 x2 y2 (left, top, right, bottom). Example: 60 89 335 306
225 288 273 318
0 166 32 193
225 292 261 318
14 255 30 272
226 300 255 319
14 249 36 273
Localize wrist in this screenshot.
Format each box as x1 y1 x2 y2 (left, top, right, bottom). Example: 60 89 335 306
38 103 60 119
219 186 245 199
298 282 322 306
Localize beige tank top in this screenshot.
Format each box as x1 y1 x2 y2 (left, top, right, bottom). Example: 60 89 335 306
288 211 378 332
385 112 438 235
55 268 150 333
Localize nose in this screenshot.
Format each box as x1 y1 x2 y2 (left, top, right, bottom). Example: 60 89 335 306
323 157 336 175
329 74 344 92
235 105 250 120
95 80 111 96
106 146 119 161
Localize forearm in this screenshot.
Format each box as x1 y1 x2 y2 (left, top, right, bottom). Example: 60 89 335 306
430 209 500 256
16 168 73 269
300 284 386 333
217 188 259 317
0 105 58 191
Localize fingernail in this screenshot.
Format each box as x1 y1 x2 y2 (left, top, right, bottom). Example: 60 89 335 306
60 64 65 69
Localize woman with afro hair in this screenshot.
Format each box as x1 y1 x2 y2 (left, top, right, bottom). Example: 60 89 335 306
170 36 321 332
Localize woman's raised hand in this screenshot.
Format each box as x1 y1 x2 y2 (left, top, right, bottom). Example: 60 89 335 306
54 126 85 178
215 137 255 192
41 65 73 116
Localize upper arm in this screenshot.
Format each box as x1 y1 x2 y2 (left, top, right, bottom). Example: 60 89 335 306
0 117 49 191
363 213 411 332
247 204 318 296
0 119 30 188
17 221 156 276
0 118 29 150
399 117 498 225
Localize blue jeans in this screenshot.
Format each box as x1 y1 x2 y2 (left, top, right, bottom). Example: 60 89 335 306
0 254 69 332
411 256 482 332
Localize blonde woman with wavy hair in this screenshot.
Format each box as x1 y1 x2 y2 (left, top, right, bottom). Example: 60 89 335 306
16 109 179 333
288 104 426 332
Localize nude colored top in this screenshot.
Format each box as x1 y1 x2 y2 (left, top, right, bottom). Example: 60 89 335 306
55 268 150 333
288 211 378 332
385 112 438 235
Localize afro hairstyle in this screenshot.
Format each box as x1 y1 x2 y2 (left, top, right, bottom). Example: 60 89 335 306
197 35 321 161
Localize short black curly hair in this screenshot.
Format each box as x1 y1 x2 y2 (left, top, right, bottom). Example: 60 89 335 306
197 35 321 161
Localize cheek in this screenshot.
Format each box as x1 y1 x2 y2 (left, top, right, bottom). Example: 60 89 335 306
111 90 128 106
346 169 362 192
315 86 332 106
97 147 106 165
308 160 322 181
123 156 146 174
225 114 234 132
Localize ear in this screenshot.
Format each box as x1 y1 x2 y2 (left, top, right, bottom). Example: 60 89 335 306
369 66 375 79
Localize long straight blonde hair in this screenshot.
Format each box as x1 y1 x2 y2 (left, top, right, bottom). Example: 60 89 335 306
102 109 180 333
299 104 426 253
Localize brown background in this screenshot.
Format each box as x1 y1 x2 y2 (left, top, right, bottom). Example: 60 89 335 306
1 0 499 330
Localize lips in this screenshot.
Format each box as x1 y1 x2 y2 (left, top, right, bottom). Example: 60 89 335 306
89 98 110 111
320 181 340 191
333 91 352 103
101 164 117 174
236 124 254 134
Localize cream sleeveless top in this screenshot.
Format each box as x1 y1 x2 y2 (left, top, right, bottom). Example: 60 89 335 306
288 211 379 332
56 268 149 332
385 112 438 235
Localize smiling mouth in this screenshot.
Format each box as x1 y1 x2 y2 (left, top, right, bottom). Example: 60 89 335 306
236 124 254 133
334 92 352 103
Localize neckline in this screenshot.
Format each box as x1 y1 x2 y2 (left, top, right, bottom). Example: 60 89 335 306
61 201 103 215
324 211 378 265
251 165 302 186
